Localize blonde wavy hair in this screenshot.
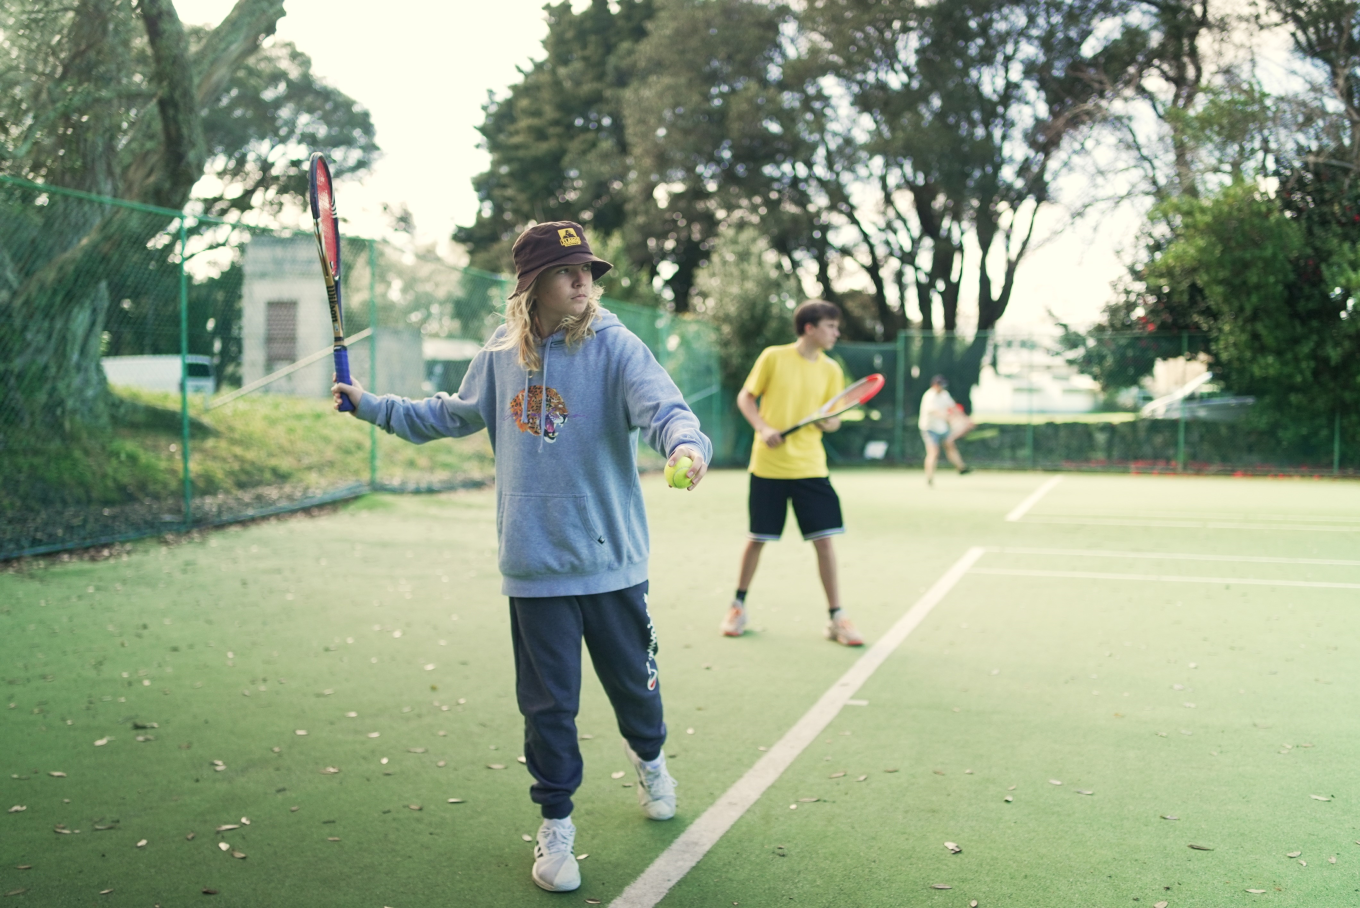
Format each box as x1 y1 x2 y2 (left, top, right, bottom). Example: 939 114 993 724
487 273 604 373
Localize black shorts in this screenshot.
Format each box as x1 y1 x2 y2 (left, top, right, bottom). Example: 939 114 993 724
748 475 845 542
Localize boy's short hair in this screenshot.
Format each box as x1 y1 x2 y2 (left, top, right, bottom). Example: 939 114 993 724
794 299 841 335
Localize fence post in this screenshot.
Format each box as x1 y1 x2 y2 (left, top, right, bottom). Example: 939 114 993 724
1176 330 1187 472
178 218 192 530
1335 408 1342 476
368 239 378 489
1026 337 1035 469
894 329 906 463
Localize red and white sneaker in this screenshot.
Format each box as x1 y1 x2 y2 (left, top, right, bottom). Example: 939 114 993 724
824 612 864 646
720 601 747 637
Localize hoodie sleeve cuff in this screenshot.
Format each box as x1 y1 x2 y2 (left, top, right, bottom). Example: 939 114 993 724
354 391 383 424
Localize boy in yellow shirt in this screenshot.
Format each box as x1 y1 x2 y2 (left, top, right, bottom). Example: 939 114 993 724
720 300 863 646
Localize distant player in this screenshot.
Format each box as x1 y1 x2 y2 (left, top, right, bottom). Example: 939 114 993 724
720 299 863 646
919 374 971 485
332 221 711 893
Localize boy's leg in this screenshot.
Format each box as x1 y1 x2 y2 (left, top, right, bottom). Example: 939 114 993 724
725 475 787 636
923 432 940 483
509 596 585 820
811 536 841 611
579 582 666 761
737 538 765 591
944 439 968 472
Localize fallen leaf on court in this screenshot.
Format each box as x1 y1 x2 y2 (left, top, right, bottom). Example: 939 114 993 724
931 884 952 890
830 771 846 779
1076 789 1093 796
1299 859 1307 866
579 734 594 740
1155 902 1168 908
758 746 768 752
231 851 245 859
885 768 899 773
4 890 25 897
447 798 465 804
611 771 626 779
202 888 218 894
586 900 601 904
1329 856 1337 864
799 798 819 803
327 837 340 842
320 767 340 774
241 817 250 825
1286 851 1301 858
7 806 25 813
970 902 978 907
686 728 694 735
290 806 299 812
856 775 868 782
1188 844 1213 851
577 854 589 860
408 804 421 811
294 729 308 736
933 770 945 775
186 833 195 840
521 834 533 842
94 737 109 746
437 760 447 767
945 842 961 854
215 825 239 832
48 771 66 778
1310 795 1331 801
15 867 29 872
344 712 357 718
424 664 435 671
367 732 380 738
136 840 147 848
1049 780 1062 786
1004 796 1013 803
488 764 505 770
1007 785 1016 790
1161 815 1179 821
789 804 798 810
53 828 71 835
517 756 527 764
408 748 427 754
218 842 230 852
1246 889 1266 894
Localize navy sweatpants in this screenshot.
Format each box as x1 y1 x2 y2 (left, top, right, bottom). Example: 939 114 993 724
509 581 666 819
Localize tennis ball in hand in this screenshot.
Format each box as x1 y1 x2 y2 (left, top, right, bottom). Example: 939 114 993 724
664 455 693 489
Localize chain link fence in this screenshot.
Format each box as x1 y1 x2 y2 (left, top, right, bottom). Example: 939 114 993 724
0 175 723 559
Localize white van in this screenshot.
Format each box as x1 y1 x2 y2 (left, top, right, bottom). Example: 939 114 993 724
102 355 216 399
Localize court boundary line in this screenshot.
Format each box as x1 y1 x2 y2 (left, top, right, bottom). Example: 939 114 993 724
1003 475 1063 522
609 546 987 908
988 546 1360 567
1020 516 1360 533
971 567 1360 590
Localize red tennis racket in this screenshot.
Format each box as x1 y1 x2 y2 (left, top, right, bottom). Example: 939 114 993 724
308 152 353 412
779 373 885 438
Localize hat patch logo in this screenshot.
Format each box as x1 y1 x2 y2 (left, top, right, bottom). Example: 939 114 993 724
557 227 582 247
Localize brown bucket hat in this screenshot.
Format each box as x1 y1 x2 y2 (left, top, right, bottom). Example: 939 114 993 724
511 221 613 296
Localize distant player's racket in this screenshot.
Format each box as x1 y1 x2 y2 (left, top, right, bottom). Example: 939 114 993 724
780 373 885 438
308 151 353 412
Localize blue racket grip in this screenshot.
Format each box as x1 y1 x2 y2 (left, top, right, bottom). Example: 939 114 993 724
334 345 354 412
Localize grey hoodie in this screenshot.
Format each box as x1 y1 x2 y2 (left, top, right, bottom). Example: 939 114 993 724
354 309 712 597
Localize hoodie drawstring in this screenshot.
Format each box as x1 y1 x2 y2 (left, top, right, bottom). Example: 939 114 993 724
539 339 550 451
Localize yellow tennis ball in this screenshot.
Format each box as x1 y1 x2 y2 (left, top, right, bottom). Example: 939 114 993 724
664 455 693 489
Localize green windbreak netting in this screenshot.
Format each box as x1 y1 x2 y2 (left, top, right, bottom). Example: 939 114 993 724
0 176 723 559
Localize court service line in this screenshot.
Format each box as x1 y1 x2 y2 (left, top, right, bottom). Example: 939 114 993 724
971 567 1360 590
609 546 988 908
988 546 1360 568
1021 516 1360 533
1003 475 1063 522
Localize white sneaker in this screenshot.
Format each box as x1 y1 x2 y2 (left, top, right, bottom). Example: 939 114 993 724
720 601 747 637
531 817 580 892
624 741 677 820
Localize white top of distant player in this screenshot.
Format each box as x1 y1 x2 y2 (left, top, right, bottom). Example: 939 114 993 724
918 386 956 434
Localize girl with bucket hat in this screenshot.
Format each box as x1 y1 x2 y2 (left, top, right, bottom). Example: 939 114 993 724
333 220 711 892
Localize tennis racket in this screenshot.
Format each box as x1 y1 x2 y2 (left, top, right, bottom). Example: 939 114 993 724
780 373 885 438
308 151 353 412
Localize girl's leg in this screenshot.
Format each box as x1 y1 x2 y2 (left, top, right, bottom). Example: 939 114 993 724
944 439 966 470
923 436 940 482
509 596 585 819
579 581 665 761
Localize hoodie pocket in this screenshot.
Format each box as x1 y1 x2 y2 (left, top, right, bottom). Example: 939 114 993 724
497 493 609 577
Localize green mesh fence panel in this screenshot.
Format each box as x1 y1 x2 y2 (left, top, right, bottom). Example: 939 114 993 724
1 174 1353 560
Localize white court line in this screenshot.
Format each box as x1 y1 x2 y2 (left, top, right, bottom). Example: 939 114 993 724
609 546 987 908
989 546 1360 567
1003 475 1063 522
1021 516 1360 533
971 567 1360 590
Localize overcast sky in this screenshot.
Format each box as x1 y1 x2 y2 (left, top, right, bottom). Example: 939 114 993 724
175 0 1144 329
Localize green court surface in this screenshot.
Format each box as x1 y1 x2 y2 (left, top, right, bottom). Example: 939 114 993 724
4 470 1360 907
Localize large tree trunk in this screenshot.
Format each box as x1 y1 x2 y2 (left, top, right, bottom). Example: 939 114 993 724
0 0 284 440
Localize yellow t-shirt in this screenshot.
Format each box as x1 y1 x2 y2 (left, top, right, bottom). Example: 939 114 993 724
743 343 845 479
